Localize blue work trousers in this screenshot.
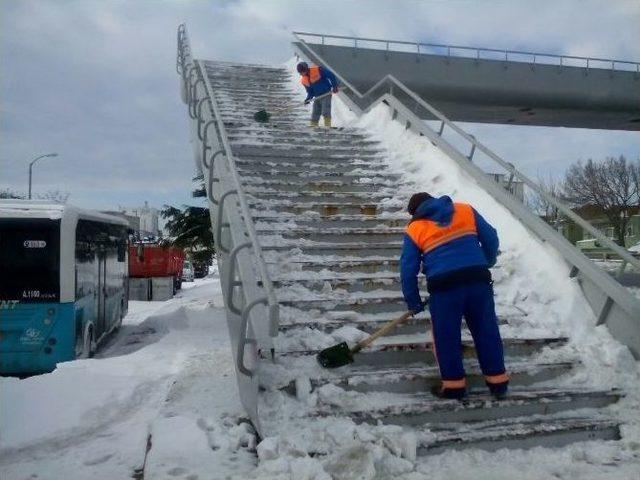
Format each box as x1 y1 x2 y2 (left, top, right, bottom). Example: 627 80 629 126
429 281 506 382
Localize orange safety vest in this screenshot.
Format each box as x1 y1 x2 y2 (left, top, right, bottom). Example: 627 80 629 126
405 203 477 253
300 65 322 87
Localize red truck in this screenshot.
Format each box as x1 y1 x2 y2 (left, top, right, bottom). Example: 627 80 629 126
129 244 185 293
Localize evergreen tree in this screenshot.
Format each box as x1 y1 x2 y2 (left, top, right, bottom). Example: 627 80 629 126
161 174 215 264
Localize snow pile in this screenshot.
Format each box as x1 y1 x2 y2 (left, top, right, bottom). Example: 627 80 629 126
0 278 257 480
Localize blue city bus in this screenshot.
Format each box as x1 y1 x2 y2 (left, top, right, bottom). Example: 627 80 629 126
0 200 129 375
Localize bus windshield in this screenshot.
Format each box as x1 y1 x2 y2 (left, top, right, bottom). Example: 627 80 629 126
0 218 60 302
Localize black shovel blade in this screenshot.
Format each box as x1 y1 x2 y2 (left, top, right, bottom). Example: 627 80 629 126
317 342 353 368
253 110 270 123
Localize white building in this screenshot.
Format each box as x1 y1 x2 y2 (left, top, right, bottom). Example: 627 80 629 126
121 201 160 238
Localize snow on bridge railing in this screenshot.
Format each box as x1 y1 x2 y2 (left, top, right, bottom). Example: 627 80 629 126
293 31 640 73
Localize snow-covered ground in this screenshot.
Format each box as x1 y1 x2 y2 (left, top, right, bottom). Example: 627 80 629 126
0 277 259 480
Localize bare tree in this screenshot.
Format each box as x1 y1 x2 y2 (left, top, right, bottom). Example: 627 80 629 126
632 158 640 208
39 190 70 203
529 174 562 227
563 156 639 245
0 189 23 199
0 190 70 202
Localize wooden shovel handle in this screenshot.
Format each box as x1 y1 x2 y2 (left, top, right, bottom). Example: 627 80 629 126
272 92 333 113
352 311 413 354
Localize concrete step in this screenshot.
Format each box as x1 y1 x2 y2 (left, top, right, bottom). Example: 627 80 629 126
277 310 515 337
418 417 620 455
204 63 287 75
217 111 303 123
253 214 407 229
205 66 288 76
206 70 289 79
207 73 290 84
204 94 293 104
261 242 402 258
246 178 403 192
215 103 305 114
232 144 385 158
278 290 407 315
224 123 364 137
306 360 576 394
250 201 399 217
265 257 401 273
229 136 379 150
237 162 394 177
258 227 404 244
206 73 290 83
280 336 568 366
245 179 402 194
248 191 398 205
234 154 386 165
215 92 297 102
312 388 621 427
225 126 370 141
211 85 294 94
271 272 405 293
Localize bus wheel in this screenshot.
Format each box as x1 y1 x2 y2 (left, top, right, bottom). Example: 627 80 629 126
80 327 96 359
114 301 124 331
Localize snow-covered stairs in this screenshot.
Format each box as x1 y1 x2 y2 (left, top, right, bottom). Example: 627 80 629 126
203 61 622 455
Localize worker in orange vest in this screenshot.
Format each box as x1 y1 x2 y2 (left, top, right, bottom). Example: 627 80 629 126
401 192 509 400
297 62 339 127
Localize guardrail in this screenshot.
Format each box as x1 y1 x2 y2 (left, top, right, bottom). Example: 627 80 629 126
177 23 279 410
293 35 640 357
293 31 640 73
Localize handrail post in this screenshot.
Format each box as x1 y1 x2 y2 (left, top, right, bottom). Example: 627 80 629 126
226 241 252 315
201 120 217 166
238 297 268 377
196 97 210 140
467 142 476 161
216 189 237 254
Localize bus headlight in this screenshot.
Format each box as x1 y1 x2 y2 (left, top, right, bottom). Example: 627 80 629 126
43 318 51 325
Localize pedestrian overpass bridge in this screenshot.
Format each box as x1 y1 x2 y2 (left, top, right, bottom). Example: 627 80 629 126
176 24 640 463
293 32 640 131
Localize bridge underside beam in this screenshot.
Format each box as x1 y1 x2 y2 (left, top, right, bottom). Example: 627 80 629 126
293 43 640 131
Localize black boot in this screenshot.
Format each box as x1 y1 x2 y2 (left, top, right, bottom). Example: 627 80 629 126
430 384 467 400
486 380 509 400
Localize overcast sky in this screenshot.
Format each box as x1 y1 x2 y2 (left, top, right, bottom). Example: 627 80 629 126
1 0 639 211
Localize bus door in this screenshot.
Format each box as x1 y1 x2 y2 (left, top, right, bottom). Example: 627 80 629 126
96 248 107 337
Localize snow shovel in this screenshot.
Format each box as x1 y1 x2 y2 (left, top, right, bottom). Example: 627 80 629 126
317 311 413 368
253 91 332 123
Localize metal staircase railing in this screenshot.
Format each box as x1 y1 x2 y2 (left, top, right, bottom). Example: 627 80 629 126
293 31 640 73
293 34 640 358
177 24 279 433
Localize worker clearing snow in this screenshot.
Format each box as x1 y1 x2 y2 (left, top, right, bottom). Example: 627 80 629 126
400 192 509 400
297 61 339 128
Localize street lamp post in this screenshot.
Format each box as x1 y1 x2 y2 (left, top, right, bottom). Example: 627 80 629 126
28 153 58 199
